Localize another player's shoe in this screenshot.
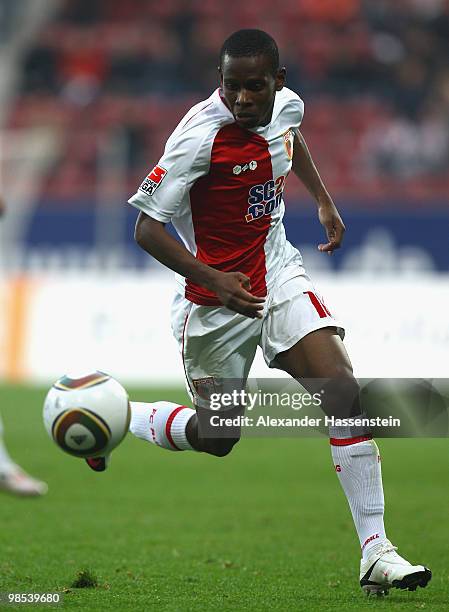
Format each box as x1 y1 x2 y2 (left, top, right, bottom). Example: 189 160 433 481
0 464 48 497
360 539 431 596
85 455 110 472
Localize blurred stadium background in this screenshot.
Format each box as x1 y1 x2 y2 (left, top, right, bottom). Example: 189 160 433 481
1 3 449 609
0 0 448 384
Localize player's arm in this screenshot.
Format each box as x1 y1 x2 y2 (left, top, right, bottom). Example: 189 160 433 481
292 131 345 254
0 196 5 217
135 213 265 319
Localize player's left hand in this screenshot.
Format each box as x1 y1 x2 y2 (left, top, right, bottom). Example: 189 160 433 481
317 200 345 255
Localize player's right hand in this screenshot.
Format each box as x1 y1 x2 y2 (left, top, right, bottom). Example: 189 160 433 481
211 271 265 319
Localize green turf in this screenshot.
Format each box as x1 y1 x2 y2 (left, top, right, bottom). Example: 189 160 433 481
0 384 448 611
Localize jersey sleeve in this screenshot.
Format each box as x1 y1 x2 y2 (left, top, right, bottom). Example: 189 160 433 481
128 127 212 223
289 95 304 132
273 87 305 136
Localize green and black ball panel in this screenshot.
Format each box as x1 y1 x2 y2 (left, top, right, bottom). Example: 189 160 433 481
52 408 111 457
53 372 110 392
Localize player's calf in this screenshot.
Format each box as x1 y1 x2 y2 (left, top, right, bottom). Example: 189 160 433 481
128 400 241 457
196 435 240 457
194 403 243 457
130 401 196 451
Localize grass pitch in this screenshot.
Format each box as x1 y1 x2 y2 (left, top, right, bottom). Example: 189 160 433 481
0 384 448 611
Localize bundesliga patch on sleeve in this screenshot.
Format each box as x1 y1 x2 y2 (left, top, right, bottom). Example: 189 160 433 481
139 165 167 196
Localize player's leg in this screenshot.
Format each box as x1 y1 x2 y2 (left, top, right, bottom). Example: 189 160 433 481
275 328 388 555
264 272 387 559
129 398 244 458
129 401 243 457
127 296 260 458
263 270 431 594
275 330 431 594
0 412 14 470
87 302 256 471
0 412 48 496
87 400 235 471
86 397 200 471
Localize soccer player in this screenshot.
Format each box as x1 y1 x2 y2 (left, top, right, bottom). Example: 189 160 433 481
0 197 48 496
92 30 431 595
0 414 48 496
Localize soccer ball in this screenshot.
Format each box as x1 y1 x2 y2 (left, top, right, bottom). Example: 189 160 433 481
43 371 131 458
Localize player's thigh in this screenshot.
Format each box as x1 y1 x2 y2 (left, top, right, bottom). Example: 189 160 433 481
276 329 362 418
261 269 348 378
262 273 360 415
276 327 353 379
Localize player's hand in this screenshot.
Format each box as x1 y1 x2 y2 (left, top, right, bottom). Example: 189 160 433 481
317 199 345 255
210 271 265 319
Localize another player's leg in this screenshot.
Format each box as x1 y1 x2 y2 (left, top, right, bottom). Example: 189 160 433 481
0 413 48 497
275 328 431 595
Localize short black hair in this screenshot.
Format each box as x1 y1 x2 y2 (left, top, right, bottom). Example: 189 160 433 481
220 29 280 76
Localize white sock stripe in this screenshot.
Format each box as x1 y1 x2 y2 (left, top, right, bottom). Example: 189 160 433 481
164 406 186 450
169 407 195 451
129 401 196 452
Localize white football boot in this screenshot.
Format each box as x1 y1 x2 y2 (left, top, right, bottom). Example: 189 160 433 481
360 539 431 596
0 463 48 497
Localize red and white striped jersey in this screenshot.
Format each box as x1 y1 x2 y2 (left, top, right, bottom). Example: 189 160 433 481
128 86 305 306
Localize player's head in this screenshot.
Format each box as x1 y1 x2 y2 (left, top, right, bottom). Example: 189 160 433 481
219 29 286 129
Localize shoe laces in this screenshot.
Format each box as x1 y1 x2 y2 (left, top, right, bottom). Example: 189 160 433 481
375 540 400 559
375 540 398 559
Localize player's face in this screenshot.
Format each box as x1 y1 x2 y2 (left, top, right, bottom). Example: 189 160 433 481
220 54 285 129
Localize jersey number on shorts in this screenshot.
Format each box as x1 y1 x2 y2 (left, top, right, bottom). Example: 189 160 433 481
304 291 332 318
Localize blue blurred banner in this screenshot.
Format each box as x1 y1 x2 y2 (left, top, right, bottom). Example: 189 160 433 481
25 204 449 272
285 210 449 273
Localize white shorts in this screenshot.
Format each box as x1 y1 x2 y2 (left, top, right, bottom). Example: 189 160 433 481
171 264 344 406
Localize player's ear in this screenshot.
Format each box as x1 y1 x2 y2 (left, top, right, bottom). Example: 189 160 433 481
218 66 223 86
275 67 286 91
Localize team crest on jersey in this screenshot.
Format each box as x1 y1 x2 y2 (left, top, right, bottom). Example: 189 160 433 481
139 165 167 196
283 129 294 160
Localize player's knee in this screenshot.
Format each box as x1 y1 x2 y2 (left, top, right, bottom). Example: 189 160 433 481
322 369 360 417
205 436 241 457
327 366 359 392
337 369 360 398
